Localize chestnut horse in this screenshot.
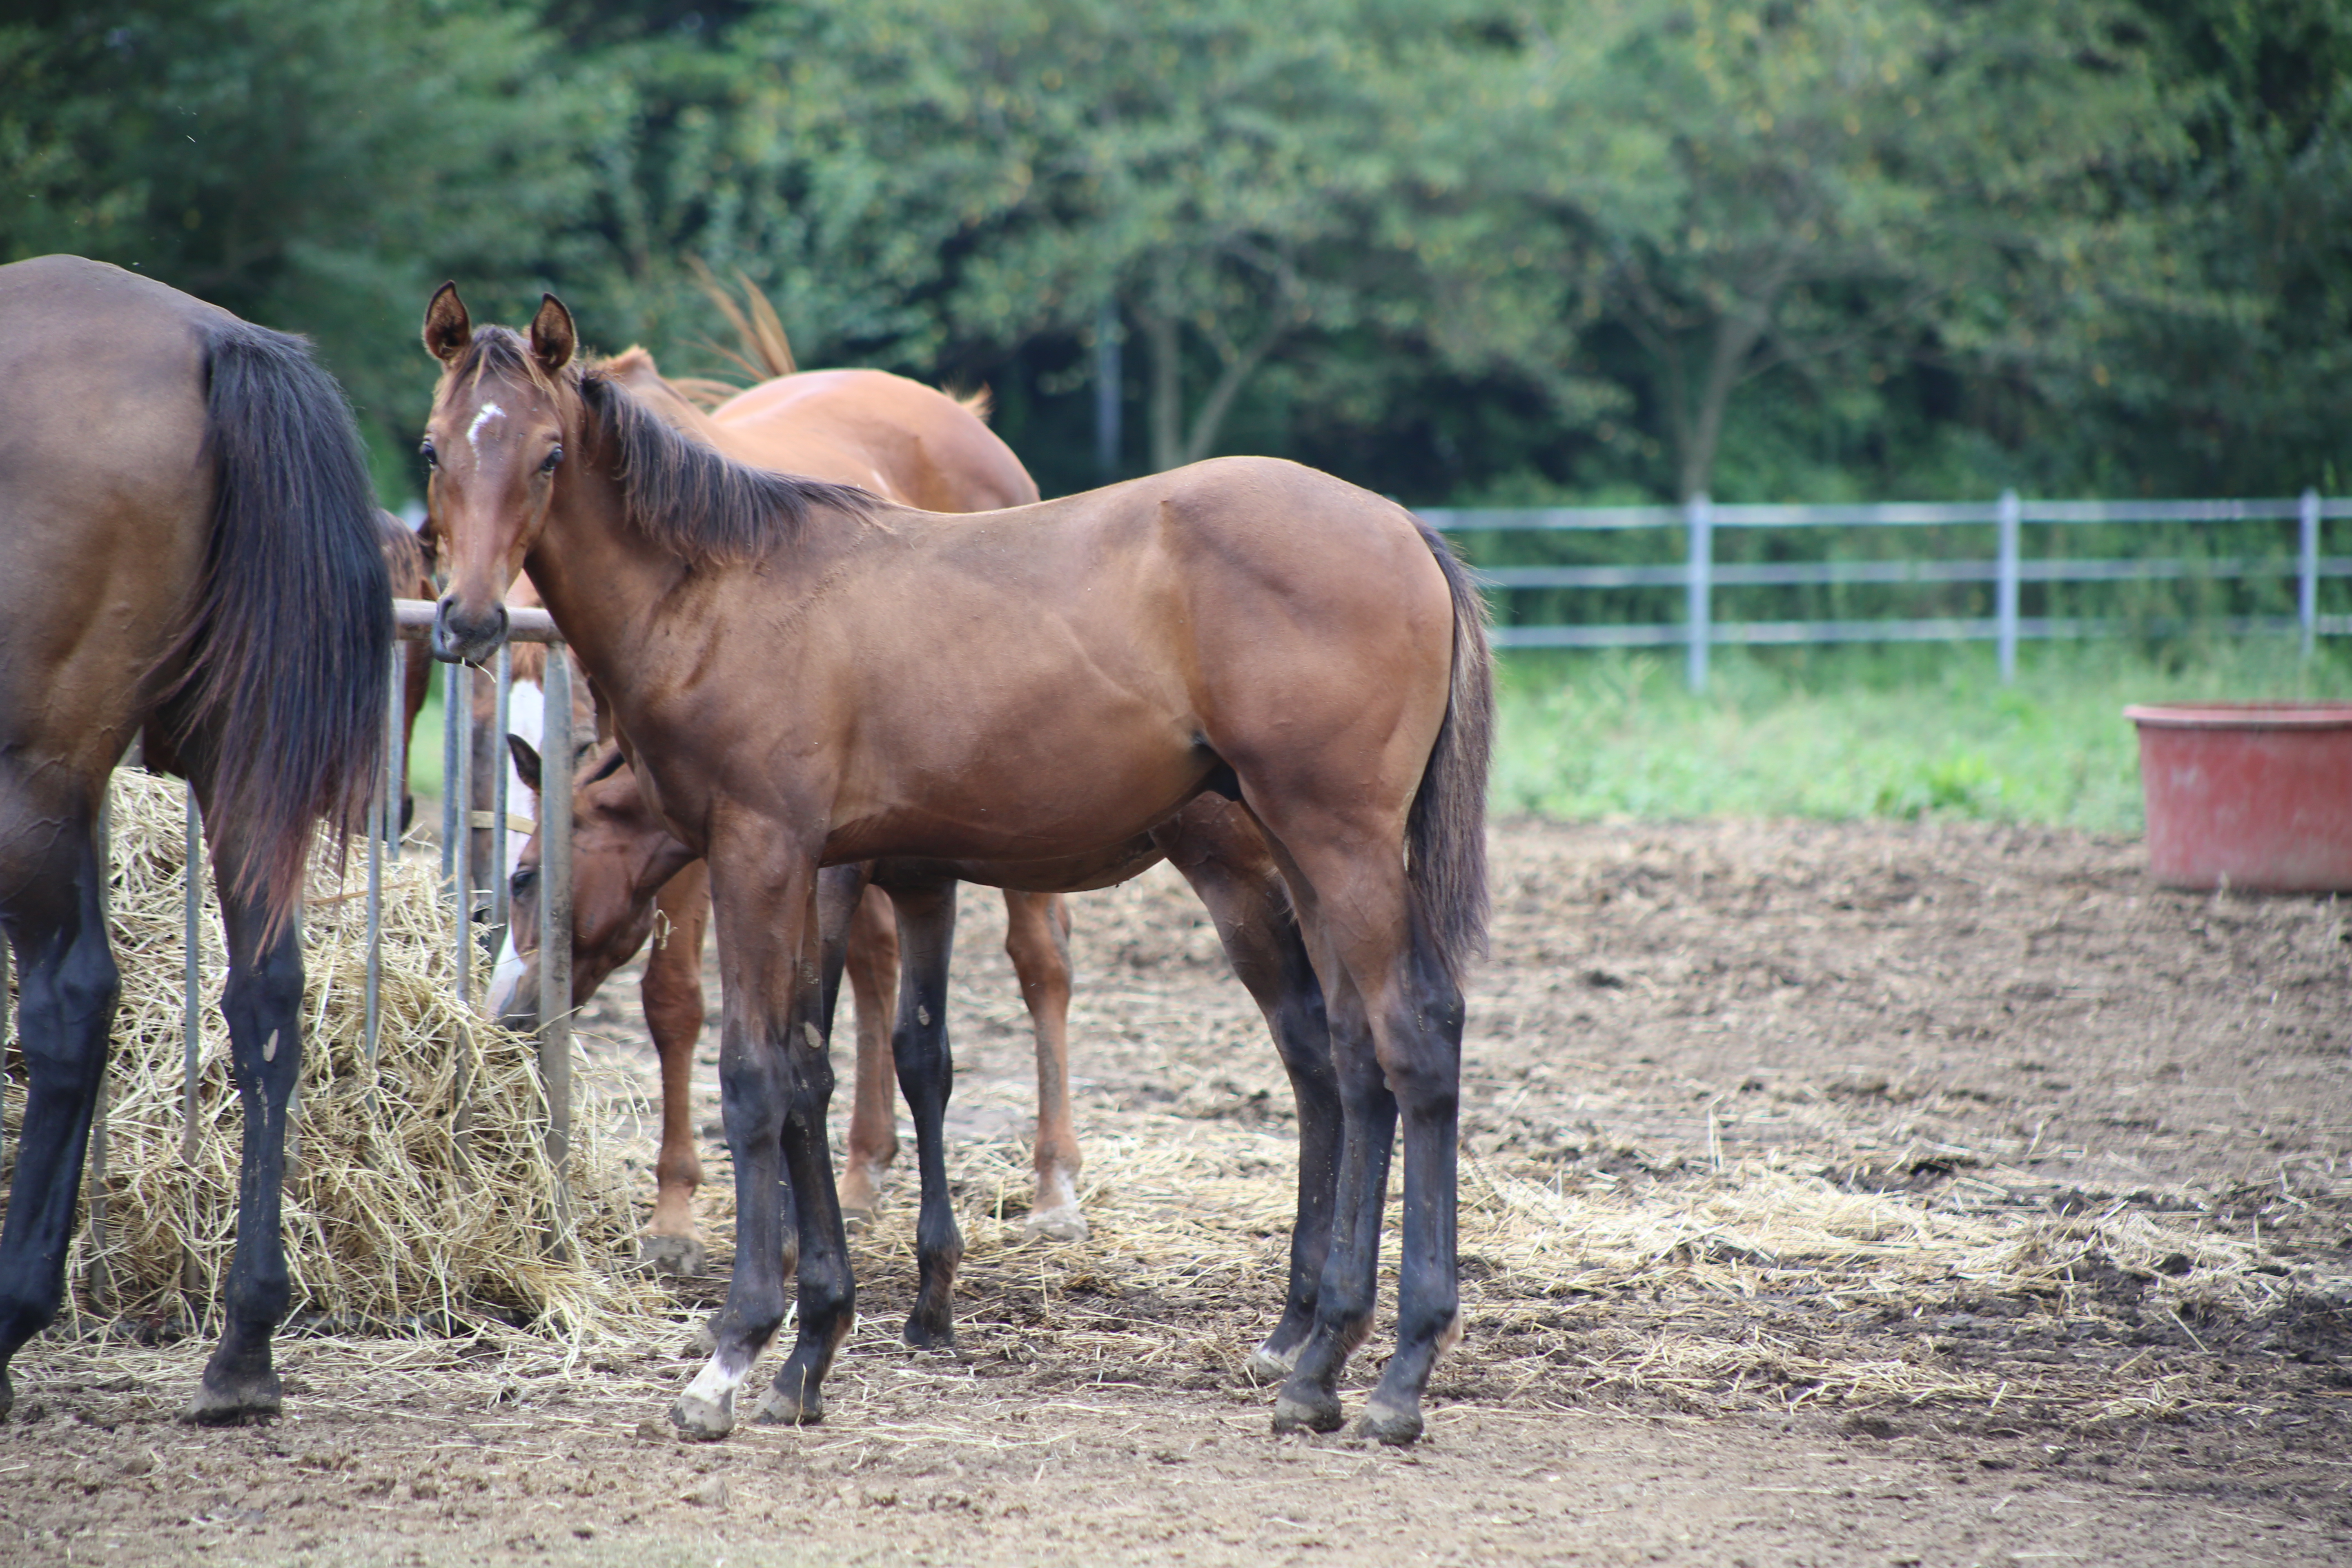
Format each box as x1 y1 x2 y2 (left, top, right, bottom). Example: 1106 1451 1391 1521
474 347 1102 1268
0 255 388 1422
420 289 1489 1446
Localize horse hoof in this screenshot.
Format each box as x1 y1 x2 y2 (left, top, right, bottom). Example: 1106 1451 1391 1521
185 1375 282 1427
682 1314 720 1358
752 1383 822 1427
841 1203 876 1234
670 1390 735 1442
1021 1205 1089 1244
1271 1388 1344 1435
902 1312 956 1351
639 1233 706 1278
1354 1400 1424 1446
1243 1342 1298 1385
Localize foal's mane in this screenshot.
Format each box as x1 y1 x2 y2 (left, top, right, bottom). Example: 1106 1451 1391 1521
448 325 881 565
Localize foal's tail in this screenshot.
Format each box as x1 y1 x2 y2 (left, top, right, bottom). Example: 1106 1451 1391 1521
1405 519 1494 987
172 319 391 931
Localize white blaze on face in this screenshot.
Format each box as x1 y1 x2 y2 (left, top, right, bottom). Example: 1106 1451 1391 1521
465 401 506 457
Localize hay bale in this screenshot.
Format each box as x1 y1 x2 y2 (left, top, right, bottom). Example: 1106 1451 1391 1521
1 770 663 1344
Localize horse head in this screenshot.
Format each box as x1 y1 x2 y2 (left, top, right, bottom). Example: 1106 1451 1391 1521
488 736 693 1029
419 283 578 665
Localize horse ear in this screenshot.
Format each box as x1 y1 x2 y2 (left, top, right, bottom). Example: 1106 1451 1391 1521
423 282 471 364
506 734 542 795
530 294 577 375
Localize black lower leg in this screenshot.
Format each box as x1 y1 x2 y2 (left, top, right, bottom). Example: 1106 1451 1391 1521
1361 961 1465 1445
1274 1052 1396 1434
0 830 120 1421
1253 941 1337 1375
885 884 961 1346
760 993 857 1425
192 878 307 1424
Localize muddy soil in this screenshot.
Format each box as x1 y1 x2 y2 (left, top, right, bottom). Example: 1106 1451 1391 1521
7 818 2350 1566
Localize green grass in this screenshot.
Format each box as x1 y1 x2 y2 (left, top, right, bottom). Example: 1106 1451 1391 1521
1492 636 2352 832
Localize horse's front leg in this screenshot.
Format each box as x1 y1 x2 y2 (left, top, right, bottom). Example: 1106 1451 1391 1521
673 854 832 1441
638 860 710 1277
753 864 860 1424
189 821 309 1424
1004 891 1086 1243
0 803 118 1422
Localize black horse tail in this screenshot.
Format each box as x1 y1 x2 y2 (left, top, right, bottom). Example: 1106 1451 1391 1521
1405 518 1494 988
172 319 391 931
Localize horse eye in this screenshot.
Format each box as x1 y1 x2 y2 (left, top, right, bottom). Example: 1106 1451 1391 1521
511 866 537 898
539 446 563 474
419 441 439 471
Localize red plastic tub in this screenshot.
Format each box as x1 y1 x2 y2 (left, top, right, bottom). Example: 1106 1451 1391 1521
2125 702 2352 892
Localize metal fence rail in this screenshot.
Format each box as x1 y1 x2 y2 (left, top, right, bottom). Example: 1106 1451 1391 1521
1421 490 2351 691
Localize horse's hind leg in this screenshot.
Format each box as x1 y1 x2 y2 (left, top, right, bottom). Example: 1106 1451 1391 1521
188 817 310 1424
639 862 710 1277
837 884 901 1227
880 882 964 1346
1154 801 1336 1381
1004 891 1085 1243
0 799 120 1421
1255 824 1461 1446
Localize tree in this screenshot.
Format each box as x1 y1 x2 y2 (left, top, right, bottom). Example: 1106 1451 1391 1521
0 0 603 480
1482 0 2186 500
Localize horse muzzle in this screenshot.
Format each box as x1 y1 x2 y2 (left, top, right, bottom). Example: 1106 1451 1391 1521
432 595 509 665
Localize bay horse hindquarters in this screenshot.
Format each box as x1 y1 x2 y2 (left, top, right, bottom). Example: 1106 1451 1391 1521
0 255 388 1423
418 290 1490 1443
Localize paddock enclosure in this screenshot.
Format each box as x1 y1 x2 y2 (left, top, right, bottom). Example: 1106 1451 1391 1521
7 815 2348 1564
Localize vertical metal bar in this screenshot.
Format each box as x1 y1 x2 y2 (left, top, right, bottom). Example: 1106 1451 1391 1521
537 647 576 1258
386 645 408 862
369 645 403 1066
183 788 203 1161
1997 488 2021 684
490 643 513 951
440 661 462 888
1685 493 1713 695
85 779 114 1311
448 661 473 1008
2301 488 2321 659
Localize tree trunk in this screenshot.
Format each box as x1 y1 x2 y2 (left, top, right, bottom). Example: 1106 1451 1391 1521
1674 307 1771 502
1146 252 1183 472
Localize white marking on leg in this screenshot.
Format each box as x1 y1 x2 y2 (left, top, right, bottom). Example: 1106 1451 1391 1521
466 401 506 454
684 1350 752 1406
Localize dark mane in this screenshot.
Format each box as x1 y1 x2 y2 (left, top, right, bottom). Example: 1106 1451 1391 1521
578 362 881 562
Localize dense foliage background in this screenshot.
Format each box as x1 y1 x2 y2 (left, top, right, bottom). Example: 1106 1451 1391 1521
6 0 2345 508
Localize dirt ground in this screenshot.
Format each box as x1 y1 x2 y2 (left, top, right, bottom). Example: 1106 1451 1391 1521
7 817 2350 1566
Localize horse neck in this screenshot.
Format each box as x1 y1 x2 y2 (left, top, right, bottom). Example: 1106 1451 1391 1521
520 461 678 715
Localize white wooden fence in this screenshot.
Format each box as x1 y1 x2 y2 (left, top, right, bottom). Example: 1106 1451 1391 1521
1420 490 2349 692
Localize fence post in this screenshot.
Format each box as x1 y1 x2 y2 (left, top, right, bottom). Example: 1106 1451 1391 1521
2301 488 2321 659
183 789 204 1160
490 643 513 953
445 662 473 1007
1997 489 2021 684
537 647 575 1259
1686 492 1713 694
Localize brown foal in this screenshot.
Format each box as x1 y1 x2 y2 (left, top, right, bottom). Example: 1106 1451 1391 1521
419 288 1490 1446
473 345 1099 1267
